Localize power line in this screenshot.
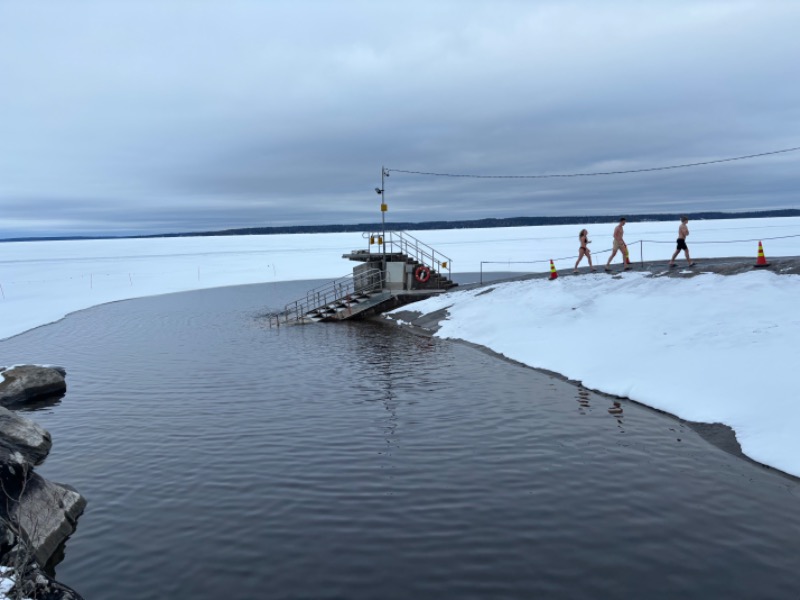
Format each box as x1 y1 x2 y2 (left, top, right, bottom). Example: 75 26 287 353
387 146 800 179
643 233 800 244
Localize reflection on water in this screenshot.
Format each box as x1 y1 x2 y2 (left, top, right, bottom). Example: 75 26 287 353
14 394 65 413
608 399 624 415
1 281 800 599
576 386 591 414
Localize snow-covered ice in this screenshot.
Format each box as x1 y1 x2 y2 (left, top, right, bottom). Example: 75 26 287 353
2 216 800 477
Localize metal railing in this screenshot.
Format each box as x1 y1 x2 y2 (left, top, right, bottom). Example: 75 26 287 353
478 240 650 283
269 268 385 327
477 234 800 283
364 230 453 281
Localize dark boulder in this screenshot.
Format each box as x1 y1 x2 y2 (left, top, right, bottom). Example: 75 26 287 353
0 366 85 599
0 366 67 408
0 406 52 467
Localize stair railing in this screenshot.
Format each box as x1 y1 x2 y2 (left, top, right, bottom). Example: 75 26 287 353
269 268 385 327
364 230 453 282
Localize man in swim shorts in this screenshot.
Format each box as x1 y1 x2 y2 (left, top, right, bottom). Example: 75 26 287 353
605 217 630 270
669 216 694 267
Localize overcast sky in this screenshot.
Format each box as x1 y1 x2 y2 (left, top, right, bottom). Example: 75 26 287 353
1 1 799 237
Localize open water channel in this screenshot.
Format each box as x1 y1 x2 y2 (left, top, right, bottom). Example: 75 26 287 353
1 279 800 599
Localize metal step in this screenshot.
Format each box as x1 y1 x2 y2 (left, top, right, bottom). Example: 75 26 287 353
317 291 394 321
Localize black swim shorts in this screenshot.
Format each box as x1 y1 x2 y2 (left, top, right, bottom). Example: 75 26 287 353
676 238 688 251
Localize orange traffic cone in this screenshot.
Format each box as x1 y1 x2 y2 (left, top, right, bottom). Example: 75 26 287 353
754 241 770 267
549 260 558 280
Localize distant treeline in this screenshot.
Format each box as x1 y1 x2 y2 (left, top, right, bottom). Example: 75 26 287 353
4 209 799 242
141 209 800 238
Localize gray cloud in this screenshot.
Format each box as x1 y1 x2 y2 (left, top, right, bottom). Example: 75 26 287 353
1 0 799 237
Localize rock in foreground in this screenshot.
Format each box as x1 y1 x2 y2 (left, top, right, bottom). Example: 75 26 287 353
0 365 84 600
0 366 67 408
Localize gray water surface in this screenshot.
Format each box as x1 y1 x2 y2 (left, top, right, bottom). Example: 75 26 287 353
1 280 799 599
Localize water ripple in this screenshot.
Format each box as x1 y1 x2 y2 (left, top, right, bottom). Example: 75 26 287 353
2 283 800 599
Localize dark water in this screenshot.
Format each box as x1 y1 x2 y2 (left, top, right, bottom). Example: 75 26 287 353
2 280 800 599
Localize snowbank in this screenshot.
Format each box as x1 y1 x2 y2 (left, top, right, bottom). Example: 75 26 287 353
388 268 800 477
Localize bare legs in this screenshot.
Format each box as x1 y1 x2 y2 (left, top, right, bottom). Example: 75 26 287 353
669 245 692 266
606 244 627 269
574 249 594 272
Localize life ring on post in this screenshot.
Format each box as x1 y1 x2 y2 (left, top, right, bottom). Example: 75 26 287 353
414 265 431 283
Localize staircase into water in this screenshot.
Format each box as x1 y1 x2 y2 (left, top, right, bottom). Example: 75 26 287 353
269 231 457 326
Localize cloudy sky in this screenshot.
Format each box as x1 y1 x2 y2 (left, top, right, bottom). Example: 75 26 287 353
1 1 799 237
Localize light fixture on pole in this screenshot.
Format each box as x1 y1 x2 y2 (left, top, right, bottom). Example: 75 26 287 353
375 166 389 263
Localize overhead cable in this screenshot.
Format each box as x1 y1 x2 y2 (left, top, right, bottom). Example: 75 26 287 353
388 146 800 179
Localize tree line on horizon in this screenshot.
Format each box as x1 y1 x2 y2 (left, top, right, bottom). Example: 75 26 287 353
137 208 800 238
3 209 798 243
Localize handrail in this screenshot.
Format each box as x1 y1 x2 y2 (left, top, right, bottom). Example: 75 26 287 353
269 268 385 327
269 231 455 326
476 235 800 282
363 230 453 281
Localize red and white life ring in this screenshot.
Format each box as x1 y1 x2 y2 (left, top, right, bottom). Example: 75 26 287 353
414 265 431 283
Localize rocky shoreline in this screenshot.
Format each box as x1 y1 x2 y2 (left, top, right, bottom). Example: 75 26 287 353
0 366 86 600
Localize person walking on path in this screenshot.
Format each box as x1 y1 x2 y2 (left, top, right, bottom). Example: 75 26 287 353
574 229 596 273
669 216 695 267
605 218 631 271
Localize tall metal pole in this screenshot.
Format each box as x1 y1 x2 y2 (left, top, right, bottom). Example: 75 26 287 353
381 166 386 261
374 166 390 288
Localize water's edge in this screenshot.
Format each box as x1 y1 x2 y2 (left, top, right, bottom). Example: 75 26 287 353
377 309 799 484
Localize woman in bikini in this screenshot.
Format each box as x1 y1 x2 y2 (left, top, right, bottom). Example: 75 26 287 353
574 229 595 273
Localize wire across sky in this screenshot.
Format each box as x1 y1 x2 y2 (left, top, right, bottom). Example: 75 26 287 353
387 145 800 179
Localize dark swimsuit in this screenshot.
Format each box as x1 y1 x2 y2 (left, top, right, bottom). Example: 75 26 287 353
676 238 687 251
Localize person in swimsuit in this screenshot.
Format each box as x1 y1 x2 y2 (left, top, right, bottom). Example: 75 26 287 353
605 217 631 270
669 216 695 267
573 229 595 273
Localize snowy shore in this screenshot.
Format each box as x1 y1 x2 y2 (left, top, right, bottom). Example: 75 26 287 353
385 260 800 478
2 216 800 477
